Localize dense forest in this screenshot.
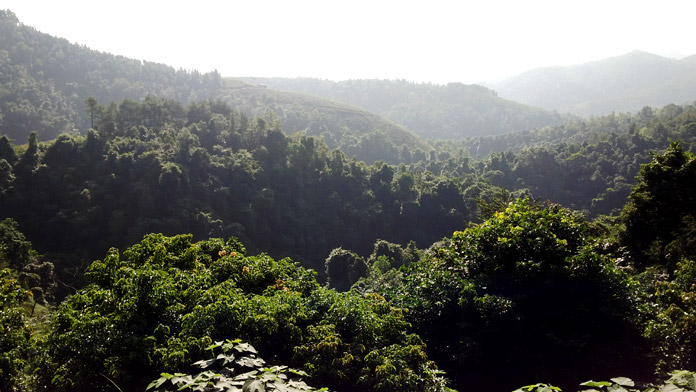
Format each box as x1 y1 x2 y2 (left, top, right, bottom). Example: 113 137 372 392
2 8 696 392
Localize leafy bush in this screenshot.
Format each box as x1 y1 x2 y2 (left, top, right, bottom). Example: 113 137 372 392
381 198 649 391
514 370 696 392
40 234 451 391
148 339 327 392
0 268 33 391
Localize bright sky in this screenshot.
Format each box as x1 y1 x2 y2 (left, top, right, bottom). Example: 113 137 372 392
4 0 696 84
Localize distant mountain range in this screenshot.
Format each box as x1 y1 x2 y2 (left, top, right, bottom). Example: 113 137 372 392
494 50 696 116
4 6 695 160
241 78 564 140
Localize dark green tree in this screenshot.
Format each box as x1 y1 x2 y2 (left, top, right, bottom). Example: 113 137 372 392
620 141 696 267
324 247 368 292
383 199 649 392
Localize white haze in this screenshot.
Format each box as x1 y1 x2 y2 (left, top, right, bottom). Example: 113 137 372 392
5 0 696 84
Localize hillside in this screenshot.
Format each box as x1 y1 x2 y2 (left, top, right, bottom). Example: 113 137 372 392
0 10 425 164
495 50 696 116
219 79 431 164
0 9 223 140
240 77 564 139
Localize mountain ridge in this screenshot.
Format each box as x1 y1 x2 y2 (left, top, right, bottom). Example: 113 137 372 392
241 77 564 140
0 9 428 163
495 50 696 116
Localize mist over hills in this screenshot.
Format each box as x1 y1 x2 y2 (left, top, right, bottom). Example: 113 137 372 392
494 50 696 116
240 77 564 140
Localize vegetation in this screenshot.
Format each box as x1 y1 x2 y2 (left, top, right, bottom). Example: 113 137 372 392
0 10 428 165
2 7 696 392
40 233 449 392
147 339 328 392
514 370 696 392
375 198 648 391
220 82 431 164
242 77 564 139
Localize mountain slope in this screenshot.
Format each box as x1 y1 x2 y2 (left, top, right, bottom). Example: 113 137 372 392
0 10 427 163
219 79 431 163
0 9 223 140
239 77 564 140
495 50 696 116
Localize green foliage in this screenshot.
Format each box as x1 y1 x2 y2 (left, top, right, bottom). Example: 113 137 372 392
324 248 367 292
0 10 222 140
644 258 696 374
292 290 451 392
0 218 55 310
0 268 33 391
514 370 696 392
621 141 696 267
41 234 451 391
380 198 648 391
0 95 484 288
221 85 430 165
513 384 562 392
147 339 327 392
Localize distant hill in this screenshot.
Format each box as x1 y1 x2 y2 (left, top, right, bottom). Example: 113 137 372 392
494 50 696 116
219 79 431 163
239 78 564 140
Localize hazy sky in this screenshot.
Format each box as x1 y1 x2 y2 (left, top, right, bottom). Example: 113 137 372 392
5 0 696 84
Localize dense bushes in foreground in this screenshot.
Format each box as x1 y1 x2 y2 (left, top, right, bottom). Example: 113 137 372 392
38 234 449 392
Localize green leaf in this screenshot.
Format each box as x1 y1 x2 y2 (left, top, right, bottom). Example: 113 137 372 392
611 377 635 387
658 384 685 392
607 385 628 392
512 384 561 392
668 370 696 390
287 379 313 390
243 379 266 392
234 370 260 381
236 356 266 368
193 357 218 368
146 377 169 391
235 342 259 354
217 353 236 366
215 380 243 391
288 369 309 377
581 381 613 388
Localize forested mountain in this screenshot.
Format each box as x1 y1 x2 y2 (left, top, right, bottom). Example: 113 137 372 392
240 77 565 139
495 50 696 116
219 79 431 164
0 97 482 296
0 10 424 164
0 10 223 140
